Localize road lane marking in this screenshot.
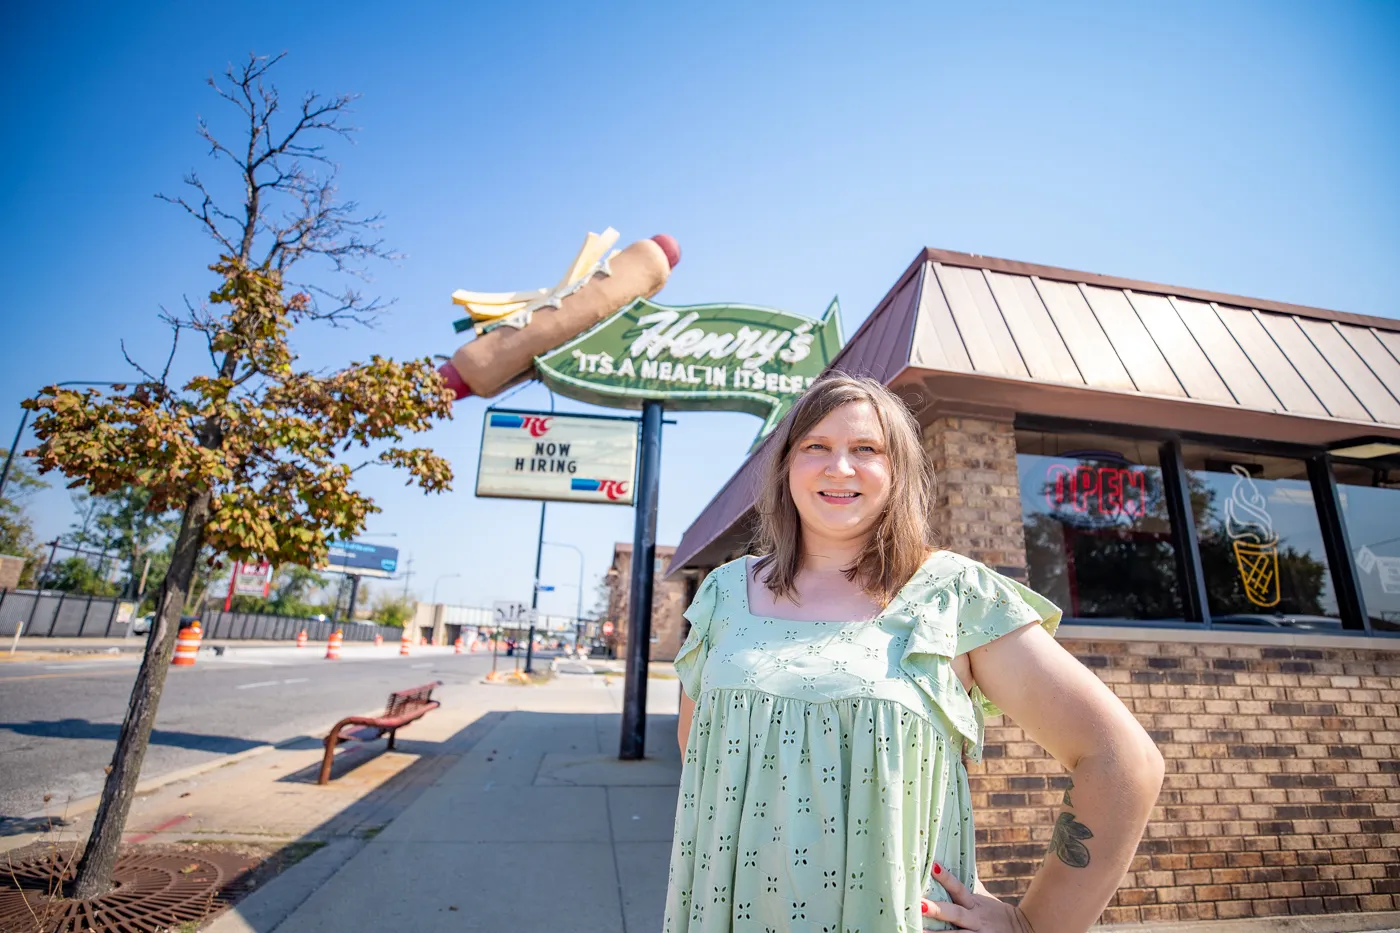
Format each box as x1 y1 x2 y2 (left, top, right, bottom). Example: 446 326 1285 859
0 668 136 683
235 680 280 690
410 663 432 669
282 678 308 684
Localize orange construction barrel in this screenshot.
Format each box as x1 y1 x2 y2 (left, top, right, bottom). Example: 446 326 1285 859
172 622 201 667
325 630 343 660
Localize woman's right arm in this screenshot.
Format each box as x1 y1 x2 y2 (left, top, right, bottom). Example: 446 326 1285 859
677 689 696 753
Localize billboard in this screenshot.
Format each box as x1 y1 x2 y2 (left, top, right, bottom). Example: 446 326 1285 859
325 542 400 579
232 561 274 596
476 409 638 505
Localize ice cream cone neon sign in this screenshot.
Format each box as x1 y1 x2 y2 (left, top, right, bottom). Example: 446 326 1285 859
1224 465 1281 608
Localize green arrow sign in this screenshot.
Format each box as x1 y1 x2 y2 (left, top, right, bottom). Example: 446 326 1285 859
535 297 844 447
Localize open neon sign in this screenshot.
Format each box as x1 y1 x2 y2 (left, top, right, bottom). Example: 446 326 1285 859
1046 463 1149 522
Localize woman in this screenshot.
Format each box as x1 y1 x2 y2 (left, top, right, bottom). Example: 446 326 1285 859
665 374 1163 933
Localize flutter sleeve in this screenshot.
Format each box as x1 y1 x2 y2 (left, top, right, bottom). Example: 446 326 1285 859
955 563 1063 717
898 559 1062 762
673 569 720 700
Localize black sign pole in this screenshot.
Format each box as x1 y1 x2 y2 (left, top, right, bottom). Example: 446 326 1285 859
524 501 547 674
346 574 361 625
620 400 663 760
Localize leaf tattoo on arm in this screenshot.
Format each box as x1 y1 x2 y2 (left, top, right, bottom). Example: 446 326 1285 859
1051 780 1093 868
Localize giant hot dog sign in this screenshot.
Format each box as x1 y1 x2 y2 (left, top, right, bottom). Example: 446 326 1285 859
436 228 845 446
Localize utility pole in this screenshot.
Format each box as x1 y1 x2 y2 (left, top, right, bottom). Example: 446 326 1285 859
401 554 415 599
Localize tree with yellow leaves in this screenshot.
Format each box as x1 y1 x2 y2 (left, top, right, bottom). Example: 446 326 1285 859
24 53 453 898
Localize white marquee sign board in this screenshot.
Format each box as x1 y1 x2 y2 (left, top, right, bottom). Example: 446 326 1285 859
476 410 639 506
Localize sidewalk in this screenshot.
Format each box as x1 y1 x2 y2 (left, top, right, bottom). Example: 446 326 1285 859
255 678 682 933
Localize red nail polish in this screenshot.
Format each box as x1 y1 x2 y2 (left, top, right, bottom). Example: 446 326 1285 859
922 902 930 914
933 863 942 875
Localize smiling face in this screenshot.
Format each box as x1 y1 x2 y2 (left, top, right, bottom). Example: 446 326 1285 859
787 400 893 548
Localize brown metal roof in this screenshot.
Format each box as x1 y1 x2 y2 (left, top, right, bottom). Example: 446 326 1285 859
669 249 1400 574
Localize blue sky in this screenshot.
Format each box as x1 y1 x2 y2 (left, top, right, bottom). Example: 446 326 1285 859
2 1 1397 615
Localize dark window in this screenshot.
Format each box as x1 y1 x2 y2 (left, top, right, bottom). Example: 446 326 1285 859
1333 462 1400 634
1180 444 1339 628
1016 430 1183 620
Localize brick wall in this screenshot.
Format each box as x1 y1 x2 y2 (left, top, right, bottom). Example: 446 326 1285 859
608 543 689 661
922 415 1028 578
971 630 1400 923
0 555 23 590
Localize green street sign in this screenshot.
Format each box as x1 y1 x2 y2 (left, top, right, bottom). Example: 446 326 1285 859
535 297 844 446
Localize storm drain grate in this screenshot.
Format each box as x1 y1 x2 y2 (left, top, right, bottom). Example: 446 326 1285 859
0 850 257 933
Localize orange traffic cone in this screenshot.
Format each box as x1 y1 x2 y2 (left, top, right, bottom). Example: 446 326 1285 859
172 622 201 667
374 634 383 647
296 630 308 648
400 629 412 656
454 636 464 654
325 630 343 660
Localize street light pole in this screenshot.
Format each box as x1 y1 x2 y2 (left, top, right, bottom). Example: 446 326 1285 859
524 501 547 674
431 573 462 605
544 541 585 651
1 380 123 502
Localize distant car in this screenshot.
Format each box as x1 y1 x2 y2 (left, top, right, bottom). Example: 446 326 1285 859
1213 613 1343 631
131 614 201 635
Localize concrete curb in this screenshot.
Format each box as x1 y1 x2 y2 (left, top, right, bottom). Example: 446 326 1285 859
16 703 391 826
16 742 279 826
204 838 367 933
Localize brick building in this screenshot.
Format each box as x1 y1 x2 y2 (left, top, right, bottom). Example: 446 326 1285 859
0 555 24 590
605 542 691 662
668 249 1400 921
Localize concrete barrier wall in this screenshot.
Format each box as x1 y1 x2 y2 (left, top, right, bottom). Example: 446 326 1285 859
0 590 124 637
0 589 400 643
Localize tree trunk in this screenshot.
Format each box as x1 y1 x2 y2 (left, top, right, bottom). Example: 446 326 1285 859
70 488 214 899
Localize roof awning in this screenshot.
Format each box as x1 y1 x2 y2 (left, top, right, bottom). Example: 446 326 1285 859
669 249 1400 574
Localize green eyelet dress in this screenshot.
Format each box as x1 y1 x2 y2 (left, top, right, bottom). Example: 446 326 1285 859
664 551 1061 933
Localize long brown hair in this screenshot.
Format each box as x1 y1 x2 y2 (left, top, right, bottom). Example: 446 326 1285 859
751 372 935 606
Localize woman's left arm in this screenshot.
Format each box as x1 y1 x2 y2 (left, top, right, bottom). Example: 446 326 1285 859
954 623 1163 933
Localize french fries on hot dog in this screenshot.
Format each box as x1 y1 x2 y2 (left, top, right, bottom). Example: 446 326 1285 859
438 230 680 400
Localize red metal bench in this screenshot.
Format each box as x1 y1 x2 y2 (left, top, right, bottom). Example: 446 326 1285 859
318 680 442 784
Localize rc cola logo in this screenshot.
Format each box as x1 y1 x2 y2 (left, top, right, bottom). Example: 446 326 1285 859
572 478 630 501
487 413 553 437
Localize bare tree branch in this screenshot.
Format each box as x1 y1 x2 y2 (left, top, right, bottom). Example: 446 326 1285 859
154 174 237 253
159 322 181 386
159 50 395 336
120 340 160 384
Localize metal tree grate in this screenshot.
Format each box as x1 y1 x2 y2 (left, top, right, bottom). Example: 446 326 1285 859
0 850 257 933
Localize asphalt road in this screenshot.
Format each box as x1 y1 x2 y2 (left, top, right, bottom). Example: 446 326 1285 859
0 644 551 821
